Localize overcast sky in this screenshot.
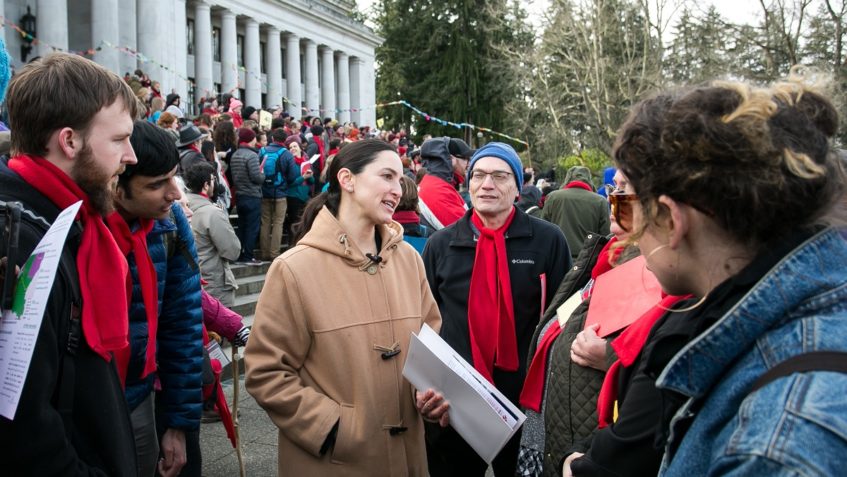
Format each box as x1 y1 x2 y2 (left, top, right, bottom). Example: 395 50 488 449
354 0 765 32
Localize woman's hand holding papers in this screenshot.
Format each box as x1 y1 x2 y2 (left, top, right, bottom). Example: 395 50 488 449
415 388 450 427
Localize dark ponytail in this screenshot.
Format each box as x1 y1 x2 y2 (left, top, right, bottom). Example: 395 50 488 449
292 139 397 244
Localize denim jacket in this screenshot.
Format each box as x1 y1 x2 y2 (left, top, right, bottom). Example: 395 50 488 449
657 227 847 476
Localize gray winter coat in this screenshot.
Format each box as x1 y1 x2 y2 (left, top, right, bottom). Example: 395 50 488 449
230 146 263 198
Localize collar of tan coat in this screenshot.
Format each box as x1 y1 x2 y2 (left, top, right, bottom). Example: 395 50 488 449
299 206 405 271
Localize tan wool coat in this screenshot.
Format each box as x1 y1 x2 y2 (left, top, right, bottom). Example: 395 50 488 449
244 206 442 476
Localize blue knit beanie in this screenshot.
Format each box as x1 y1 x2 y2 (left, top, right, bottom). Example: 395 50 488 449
0 37 10 104
467 142 523 191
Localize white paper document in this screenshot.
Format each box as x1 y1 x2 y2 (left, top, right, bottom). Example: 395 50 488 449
403 324 526 464
309 154 321 164
0 201 82 419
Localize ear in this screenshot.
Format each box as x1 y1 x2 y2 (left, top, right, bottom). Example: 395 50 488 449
657 195 689 250
337 168 354 192
57 127 84 159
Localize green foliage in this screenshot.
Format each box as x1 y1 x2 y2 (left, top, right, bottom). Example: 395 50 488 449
556 148 612 184
373 0 533 147
371 0 847 170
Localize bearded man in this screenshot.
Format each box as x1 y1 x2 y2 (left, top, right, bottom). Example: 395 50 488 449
0 53 140 476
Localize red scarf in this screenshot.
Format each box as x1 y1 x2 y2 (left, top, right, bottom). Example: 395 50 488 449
596 294 689 428
8 155 129 362
565 181 594 192
314 136 326 170
519 238 621 412
467 208 518 383
106 213 158 385
392 210 420 225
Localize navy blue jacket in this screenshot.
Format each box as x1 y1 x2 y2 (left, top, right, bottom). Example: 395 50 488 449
124 203 204 431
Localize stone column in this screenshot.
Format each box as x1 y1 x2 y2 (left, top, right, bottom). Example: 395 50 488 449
303 40 319 117
137 0 164 90
220 10 238 97
119 0 137 76
320 46 336 120
265 27 282 109
194 1 214 105
37 0 68 57
349 57 362 125
244 19 261 108
173 0 188 102
360 57 376 127
284 34 301 118
336 52 350 124
92 0 120 73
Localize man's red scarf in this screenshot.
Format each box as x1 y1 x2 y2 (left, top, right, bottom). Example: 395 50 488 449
519 238 622 412
596 294 689 428
314 136 326 170
468 208 518 383
8 155 129 362
106 213 158 385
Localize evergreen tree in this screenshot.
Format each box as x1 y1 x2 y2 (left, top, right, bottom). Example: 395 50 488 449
374 0 532 146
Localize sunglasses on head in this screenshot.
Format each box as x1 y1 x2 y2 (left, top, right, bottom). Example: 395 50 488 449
608 191 638 232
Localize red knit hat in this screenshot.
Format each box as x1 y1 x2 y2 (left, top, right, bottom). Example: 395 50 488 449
238 128 256 144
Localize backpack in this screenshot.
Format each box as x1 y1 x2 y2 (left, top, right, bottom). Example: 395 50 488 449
260 147 286 189
0 197 82 440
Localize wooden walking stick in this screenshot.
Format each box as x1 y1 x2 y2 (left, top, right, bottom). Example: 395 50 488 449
232 344 246 477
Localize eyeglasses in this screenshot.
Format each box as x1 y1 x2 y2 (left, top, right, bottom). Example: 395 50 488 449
470 170 513 184
608 192 638 232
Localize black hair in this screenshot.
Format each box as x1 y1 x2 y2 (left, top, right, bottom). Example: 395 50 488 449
271 128 287 143
271 117 286 131
293 139 397 243
310 125 325 136
184 161 217 194
201 140 216 163
119 120 179 191
220 93 232 112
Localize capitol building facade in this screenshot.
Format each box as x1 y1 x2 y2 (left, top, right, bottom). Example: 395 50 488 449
1 0 380 125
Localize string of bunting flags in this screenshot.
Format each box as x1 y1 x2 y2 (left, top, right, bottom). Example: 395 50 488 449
1 15 528 147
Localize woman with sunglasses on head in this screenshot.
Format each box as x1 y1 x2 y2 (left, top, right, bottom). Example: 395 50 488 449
243 139 447 476
517 94 689 477
517 170 643 477
567 76 847 476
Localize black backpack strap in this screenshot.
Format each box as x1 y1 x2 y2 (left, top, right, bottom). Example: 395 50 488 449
55 222 83 436
749 351 847 394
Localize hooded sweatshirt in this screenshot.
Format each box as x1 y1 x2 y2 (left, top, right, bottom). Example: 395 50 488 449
541 166 610 258
417 137 467 229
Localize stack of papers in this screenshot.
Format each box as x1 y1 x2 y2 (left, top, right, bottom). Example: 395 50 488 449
403 324 525 463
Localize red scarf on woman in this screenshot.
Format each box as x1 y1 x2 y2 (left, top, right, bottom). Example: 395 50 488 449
468 208 518 383
8 155 129 362
519 238 622 412
596 294 689 428
106 213 158 385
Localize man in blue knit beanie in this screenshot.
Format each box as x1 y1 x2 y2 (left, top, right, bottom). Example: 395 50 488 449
421 142 571 477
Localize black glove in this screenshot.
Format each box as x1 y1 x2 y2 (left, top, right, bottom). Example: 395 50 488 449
232 326 251 347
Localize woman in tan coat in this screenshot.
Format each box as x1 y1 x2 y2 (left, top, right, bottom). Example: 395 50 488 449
245 139 448 476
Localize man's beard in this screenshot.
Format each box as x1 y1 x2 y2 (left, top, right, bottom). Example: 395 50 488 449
71 143 122 216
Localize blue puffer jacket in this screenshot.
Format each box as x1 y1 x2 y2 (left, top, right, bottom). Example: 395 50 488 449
658 227 847 476
124 203 204 431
